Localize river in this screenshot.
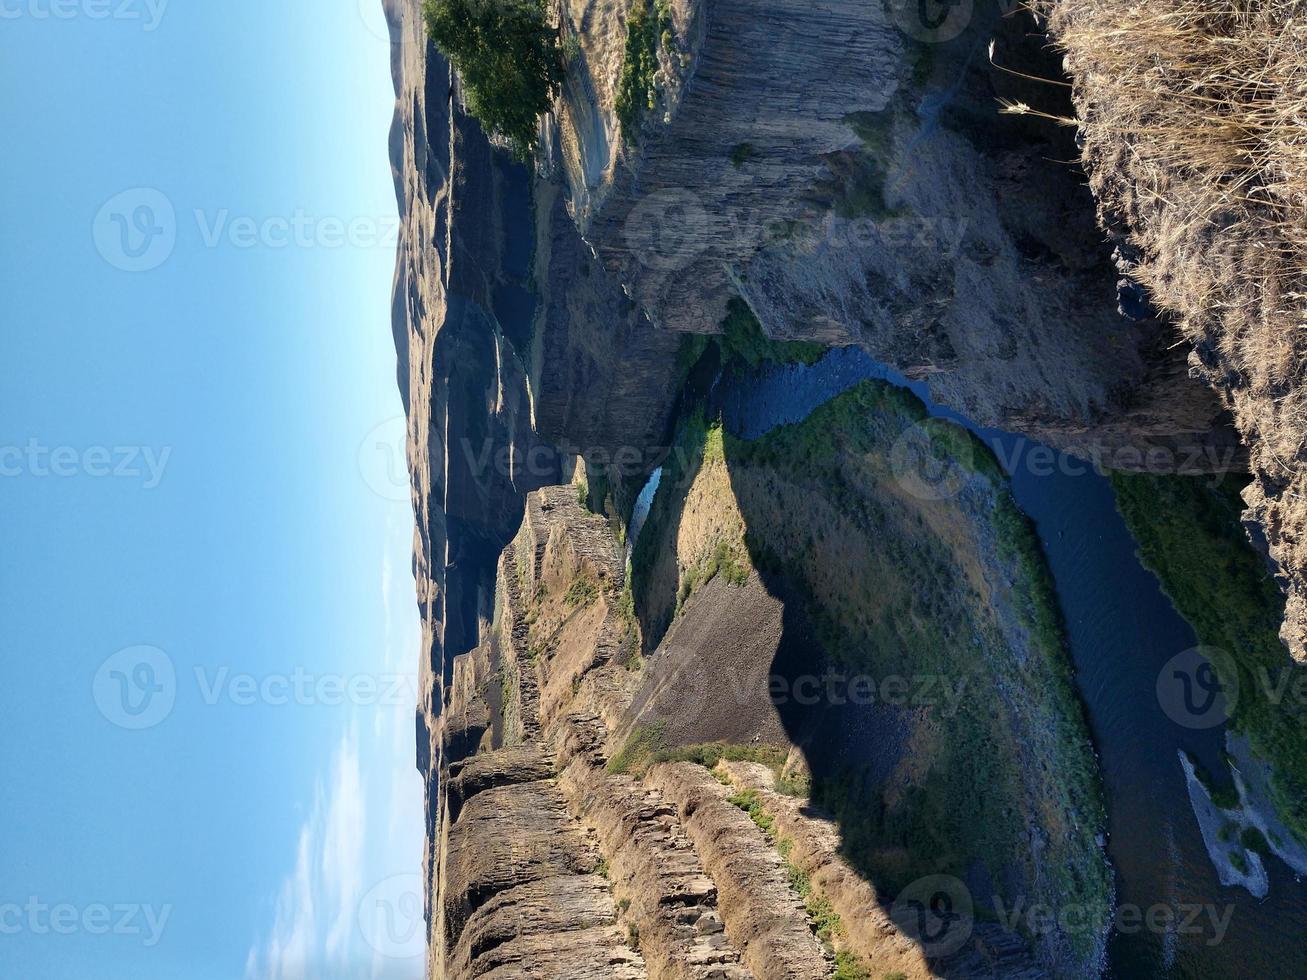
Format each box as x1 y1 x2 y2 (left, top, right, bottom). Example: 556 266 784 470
704 346 1307 978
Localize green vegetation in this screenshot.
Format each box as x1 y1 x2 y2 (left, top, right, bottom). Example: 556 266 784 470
726 789 871 979
1229 849 1250 875
1185 751 1240 809
676 537 750 610
607 726 791 777
1112 472 1307 842
718 297 827 369
1241 825 1271 857
827 112 898 219
727 788 775 833
615 0 672 139
422 0 565 159
564 574 600 609
616 572 642 670
729 142 758 168
628 379 1108 961
722 382 1107 952
834 951 871 980
607 722 668 774
562 29 582 66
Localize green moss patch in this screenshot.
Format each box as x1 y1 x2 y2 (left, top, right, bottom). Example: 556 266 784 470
1112 472 1307 842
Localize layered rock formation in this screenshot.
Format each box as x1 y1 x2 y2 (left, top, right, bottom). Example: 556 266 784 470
417 377 1112 978
551 0 1241 468
385 1 1307 977
426 485 942 979
1039 0 1307 661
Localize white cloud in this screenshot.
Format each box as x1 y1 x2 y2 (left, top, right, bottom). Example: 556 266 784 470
247 511 425 980
322 728 366 961
245 727 366 980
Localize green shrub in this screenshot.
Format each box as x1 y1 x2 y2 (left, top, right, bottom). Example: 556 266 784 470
718 297 826 368
564 575 599 608
615 0 672 139
1241 825 1271 856
422 0 564 158
1229 849 1249 875
607 723 667 774
729 142 757 168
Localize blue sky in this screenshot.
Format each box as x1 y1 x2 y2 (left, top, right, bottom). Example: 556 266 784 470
0 2 425 978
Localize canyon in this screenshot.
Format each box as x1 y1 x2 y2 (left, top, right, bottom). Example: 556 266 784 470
384 0 1307 976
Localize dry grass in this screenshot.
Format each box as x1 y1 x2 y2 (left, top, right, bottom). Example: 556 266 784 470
1035 0 1307 657
1041 0 1307 406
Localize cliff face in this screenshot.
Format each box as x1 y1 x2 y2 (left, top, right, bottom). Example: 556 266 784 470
552 0 1241 467
391 1 1307 977
420 379 1113 979
386 0 692 928
428 486 940 980
1039 0 1307 661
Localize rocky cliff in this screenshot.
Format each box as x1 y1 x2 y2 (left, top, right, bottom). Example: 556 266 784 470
1038 0 1307 661
386 0 693 926
425 480 1068 978
550 0 1241 470
416 372 1114 978
387 1 1306 977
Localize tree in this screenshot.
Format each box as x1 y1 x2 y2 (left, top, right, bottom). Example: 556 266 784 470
422 0 565 159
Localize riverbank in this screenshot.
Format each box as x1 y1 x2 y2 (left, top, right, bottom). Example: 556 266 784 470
1111 472 1307 851
630 376 1111 976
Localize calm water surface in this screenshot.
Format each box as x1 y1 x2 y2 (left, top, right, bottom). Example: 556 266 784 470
714 347 1307 978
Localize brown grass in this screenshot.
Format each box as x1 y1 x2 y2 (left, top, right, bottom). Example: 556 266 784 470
1036 0 1307 658
1040 0 1307 405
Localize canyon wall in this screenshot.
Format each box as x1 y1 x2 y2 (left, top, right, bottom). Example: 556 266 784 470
551 0 1242 469
1039 0 1307 661
386 0 1306 977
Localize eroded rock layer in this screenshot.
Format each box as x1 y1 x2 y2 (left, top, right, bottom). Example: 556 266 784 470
1040 0 1307 660
552 0 1241 468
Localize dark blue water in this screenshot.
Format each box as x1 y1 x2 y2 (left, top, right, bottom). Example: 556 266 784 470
715 347 1307 979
